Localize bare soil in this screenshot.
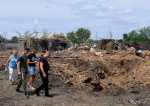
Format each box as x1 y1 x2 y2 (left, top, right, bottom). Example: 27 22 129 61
1 48 150 105
1 69 150 106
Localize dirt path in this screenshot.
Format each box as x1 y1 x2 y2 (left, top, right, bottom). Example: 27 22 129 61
0 71 150 106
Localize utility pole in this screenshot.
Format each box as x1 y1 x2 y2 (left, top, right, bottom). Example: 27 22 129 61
109 30 113 39
96 32 98 41
34 24 37 32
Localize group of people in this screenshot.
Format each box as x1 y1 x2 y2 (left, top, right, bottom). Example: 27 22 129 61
5 48 52 99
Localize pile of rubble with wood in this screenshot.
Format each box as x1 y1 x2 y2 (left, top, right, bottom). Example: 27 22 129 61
1 39 150 92
48 40 150 91
97 39 150 50
18 32 72 52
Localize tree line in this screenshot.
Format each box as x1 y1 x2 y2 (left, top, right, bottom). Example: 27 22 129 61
123 26 150 42
66 27 97 44
0 32 19 42
0 27 96 44
1 26 149 44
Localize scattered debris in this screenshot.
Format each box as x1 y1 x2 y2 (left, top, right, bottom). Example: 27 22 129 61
127 98 147 105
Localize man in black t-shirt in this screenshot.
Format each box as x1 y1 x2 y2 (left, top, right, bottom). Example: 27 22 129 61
35 51 52 97
27 49 38 90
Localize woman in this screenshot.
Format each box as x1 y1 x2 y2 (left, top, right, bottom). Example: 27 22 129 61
5 50 19 85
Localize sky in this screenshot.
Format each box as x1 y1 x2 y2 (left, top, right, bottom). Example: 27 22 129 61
0 0 150 40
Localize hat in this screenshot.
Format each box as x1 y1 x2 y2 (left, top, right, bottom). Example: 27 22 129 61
24 48 30 52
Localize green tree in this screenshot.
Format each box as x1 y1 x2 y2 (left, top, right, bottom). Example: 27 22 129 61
11 36 19 42
67 31 77 44
76 28 91 44
67 28 91 44
86 39 97 43
123 33 129 42
138 26 150 39
123 26 150 42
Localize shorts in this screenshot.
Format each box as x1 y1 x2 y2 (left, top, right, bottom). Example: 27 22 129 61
28 66 36 75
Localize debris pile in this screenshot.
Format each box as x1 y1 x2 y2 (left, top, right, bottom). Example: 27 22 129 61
1 40 150 92
48 45 150 91
97 39 150 50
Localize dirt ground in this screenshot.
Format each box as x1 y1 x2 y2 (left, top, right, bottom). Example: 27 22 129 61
1 69 150 106
0 66 150 106
1 48 150 106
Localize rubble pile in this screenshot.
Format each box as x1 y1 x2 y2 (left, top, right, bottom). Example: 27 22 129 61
0 42 150 92
49 45 150 91
97 39 150 50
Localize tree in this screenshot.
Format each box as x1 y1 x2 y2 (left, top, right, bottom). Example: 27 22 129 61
138 26 150 39
67 28 91 44
86 39 97 43
67 31 77 44
123 33 129 42
11 36 19 42
76 28 91 44
15 30 34 38
0 32 7 41
123 26 150 42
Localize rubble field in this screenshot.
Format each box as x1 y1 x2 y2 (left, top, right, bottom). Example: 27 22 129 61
48 46 150 92
1 47 150 105
1 47 150 91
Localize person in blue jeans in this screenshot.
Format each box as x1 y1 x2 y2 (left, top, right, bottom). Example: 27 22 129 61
5 50 19 85
27 49 38 90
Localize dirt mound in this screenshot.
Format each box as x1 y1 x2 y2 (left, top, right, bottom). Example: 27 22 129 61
50 48 150 91
50 58 110 91
1 48 150 92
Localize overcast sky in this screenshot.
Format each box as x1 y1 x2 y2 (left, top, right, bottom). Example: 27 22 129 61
0 0 150 39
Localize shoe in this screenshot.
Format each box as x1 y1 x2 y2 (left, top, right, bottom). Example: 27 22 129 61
16 89 22 93
31 87 35 91
45 94 53 97
25 93 29 99
35 89 40 96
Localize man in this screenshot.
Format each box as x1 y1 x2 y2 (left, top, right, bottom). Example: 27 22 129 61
27 49 38 90
35 51 52 97
16 48 30 99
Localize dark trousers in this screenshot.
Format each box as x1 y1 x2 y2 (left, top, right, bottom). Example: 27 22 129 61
36 72 49 95
16 72 27 93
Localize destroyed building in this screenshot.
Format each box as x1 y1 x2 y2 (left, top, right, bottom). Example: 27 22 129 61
97 39 150 50
18 33 72 52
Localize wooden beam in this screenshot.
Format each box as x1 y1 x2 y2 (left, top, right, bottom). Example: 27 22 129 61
44 32 51 39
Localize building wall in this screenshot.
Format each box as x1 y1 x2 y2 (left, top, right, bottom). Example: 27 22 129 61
0 42 18 50
4 43 18 49
18 41 25 51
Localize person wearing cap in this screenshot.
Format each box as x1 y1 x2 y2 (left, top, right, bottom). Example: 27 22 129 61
35 51 52 97
5 50 19 85
16 48 30 99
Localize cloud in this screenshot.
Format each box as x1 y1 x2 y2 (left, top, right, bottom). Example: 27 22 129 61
0 0 149 39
